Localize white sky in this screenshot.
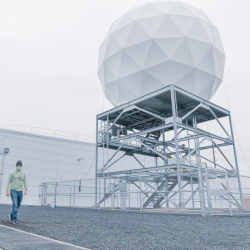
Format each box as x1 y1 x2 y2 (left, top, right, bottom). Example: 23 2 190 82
0 0 250 173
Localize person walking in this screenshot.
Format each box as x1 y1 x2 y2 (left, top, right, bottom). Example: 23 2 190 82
6 160 27 223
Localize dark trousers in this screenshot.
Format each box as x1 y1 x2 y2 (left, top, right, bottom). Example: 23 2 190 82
10 190 23 221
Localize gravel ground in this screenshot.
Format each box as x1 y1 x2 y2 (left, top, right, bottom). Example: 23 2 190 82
0 205 250 250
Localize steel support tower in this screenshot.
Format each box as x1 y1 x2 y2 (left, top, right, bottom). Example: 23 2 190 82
95 85 243 213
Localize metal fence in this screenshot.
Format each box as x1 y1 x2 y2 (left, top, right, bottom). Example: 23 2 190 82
39 179 95 208
39 176 250 212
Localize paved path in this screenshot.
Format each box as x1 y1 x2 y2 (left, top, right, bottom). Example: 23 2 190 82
0 224 89 250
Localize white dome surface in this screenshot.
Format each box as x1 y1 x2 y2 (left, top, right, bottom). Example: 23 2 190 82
98 1 225 106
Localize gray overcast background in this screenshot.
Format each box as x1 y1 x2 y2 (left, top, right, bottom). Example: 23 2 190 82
0 0 250 174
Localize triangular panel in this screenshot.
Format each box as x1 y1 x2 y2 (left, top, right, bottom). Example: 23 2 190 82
147 60 192 83
137 15 165 37
126 22 151 47
212 48 225 79
104 35 122 59
103 61 117 83
155 15 183 38
187 38 211 66
154 38 182 58
170 15 195 35
196 47 215 76
170 37 194 66
144 40 168 67
125 40 152 68
103 53 123 82
112 24 134 48
187 19 211 43
118 51 141 77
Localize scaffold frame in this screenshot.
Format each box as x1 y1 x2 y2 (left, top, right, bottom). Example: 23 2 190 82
95 85 243 214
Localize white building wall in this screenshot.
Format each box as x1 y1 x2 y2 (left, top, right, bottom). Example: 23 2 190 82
0 129 96 205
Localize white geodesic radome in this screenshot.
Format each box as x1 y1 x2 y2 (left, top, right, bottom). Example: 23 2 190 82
98 1 225 106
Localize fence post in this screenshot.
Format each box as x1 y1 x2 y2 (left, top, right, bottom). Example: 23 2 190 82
54 182 58 208
73 184 76 207
44 183 47 206
225 171 232 216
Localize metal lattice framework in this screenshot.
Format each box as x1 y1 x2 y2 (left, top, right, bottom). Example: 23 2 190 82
95 85 243 214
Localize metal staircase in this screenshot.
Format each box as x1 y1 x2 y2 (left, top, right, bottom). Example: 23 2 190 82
143 179 177 208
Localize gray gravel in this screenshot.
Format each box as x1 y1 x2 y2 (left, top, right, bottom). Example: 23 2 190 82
0 205 250 250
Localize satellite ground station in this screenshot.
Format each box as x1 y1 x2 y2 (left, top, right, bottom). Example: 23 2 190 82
96 1 243 214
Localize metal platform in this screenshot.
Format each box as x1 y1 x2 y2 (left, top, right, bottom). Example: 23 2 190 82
95 85 243 214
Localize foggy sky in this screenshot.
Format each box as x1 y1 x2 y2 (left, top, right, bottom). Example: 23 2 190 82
0 0 250 174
